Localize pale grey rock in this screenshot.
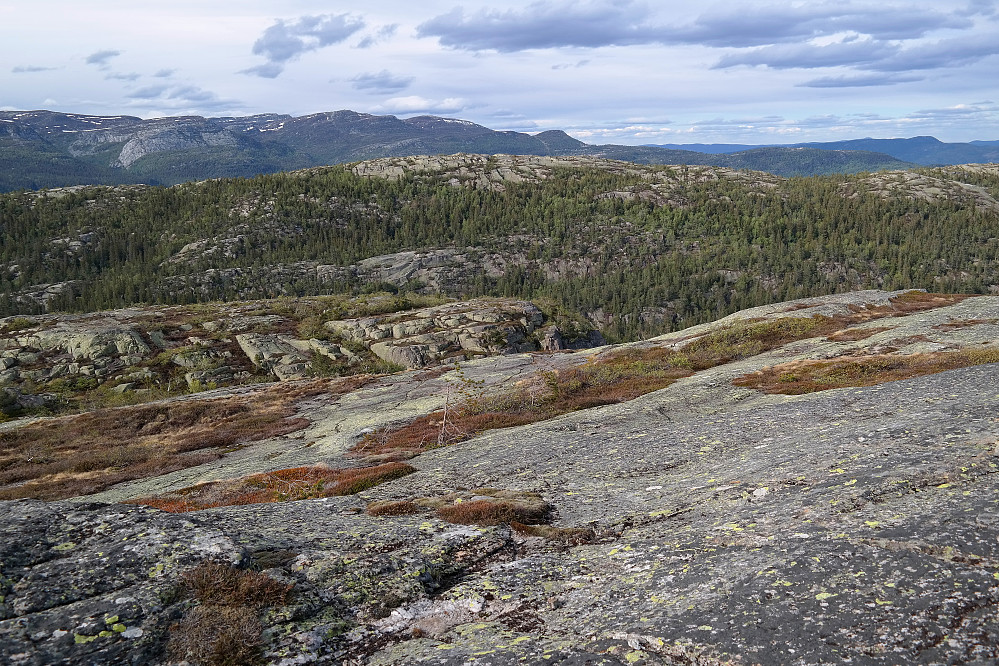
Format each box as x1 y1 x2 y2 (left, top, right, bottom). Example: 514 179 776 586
24 328 150 361
370 341 430 369
324 299 589 368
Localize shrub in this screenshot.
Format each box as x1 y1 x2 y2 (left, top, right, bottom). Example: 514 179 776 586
132 462 417 512
167 561 292 666
437 499 549 526
366 500 421 516
0 376 372 501
181 560 292 608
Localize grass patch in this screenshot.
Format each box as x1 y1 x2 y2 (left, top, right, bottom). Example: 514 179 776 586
436 499 547 526
0 376 371 500
131 462 416 512
734 348 999 394
933 318 999 331
168 560 292 666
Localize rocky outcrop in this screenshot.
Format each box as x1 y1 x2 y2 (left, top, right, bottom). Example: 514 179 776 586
235 334 361 381
3 291 999 664
325 299 552 369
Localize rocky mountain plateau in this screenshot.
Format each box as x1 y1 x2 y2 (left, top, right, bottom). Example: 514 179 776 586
8 109 984 192
2 288 998 665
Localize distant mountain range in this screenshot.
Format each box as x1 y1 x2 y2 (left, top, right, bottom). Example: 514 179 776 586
1 109 995 191
649 135 999 164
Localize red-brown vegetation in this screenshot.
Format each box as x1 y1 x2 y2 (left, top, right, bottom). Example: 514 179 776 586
351 292 975 457
366 499 421 516
734 348 999 395
131 461 416 512
0 376 371 501
436 499 549 526
168 560 292 666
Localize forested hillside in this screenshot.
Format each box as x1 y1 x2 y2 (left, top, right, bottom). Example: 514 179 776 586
2 155 998 341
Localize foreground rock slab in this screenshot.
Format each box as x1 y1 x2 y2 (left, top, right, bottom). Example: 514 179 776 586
2 290 999 664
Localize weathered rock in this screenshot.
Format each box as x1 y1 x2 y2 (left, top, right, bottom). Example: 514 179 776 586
0 500 242 665
370 341 430 369
4 291 999 664
169 349 217 368
325 298 586 368
184 366 235 389
539 325 607 351
25 328 150 361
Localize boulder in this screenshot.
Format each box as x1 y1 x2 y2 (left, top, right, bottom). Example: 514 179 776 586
370 342 431 369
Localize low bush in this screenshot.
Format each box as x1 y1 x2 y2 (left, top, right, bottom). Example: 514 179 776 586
0 376 371 500
437 499 548 526
132 461 417 512
168 561 292 666
366 499 421 516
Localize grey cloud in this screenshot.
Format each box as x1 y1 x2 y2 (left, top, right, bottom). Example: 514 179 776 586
350 70 413 93
153 69 175 78
168 86 218 102
85 50 121 69
125 83 237 110
868 34 999 71
667 4 970 48
417 1 660 51
357 24 398 49
798 73 925 88
552 59 591 70
714 38 899 70
106 72 141 81
691 116 786 126
907 102 998 120
418 1 972 52
12 65 57 73
958 0 997 16
247 14 364 77
242 63 284 79
127 85 170 99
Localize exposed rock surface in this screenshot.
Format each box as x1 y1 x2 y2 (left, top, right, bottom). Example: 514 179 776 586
325 298 564 369
2 290 999 664
0 297 582 417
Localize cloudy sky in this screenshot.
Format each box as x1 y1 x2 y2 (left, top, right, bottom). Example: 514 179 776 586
2 0 997 144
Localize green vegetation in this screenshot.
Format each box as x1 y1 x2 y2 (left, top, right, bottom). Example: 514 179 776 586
1 163 997 343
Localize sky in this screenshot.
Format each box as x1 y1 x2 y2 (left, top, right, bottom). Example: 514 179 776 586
1 0 998 144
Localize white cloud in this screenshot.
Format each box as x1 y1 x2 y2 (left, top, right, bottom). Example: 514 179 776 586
372 96 472 115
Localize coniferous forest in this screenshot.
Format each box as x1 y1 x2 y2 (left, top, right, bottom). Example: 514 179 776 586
2 157 997 342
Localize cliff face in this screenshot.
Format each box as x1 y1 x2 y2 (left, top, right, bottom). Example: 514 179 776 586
2 290 998 665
